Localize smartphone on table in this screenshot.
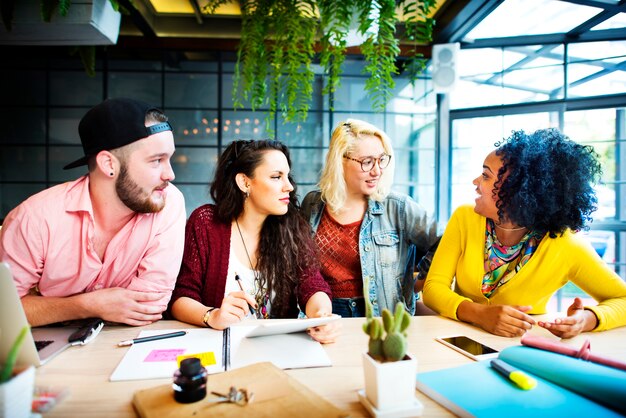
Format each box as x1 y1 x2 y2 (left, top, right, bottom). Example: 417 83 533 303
435 335 499 361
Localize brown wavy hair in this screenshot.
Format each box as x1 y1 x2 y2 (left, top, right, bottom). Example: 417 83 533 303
210 140 319 318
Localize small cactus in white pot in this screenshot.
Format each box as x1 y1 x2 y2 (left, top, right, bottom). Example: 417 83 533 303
363 302 411 362
360 281 420 413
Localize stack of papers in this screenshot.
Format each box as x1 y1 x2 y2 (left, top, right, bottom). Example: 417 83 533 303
110 316 339 381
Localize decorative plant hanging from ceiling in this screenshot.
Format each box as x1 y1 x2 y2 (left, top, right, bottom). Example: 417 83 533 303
204 0 436 123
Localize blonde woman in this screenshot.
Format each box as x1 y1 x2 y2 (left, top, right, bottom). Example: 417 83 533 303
301 119 438 317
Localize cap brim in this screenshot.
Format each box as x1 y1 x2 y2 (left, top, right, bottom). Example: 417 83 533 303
63 156 90 170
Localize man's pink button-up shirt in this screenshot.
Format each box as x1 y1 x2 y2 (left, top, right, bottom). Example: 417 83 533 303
0 175 186 308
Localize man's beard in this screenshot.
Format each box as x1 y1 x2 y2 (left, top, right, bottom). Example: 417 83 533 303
115 164 167 213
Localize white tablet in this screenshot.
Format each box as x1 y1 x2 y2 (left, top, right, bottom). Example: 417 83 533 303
244 314 341 338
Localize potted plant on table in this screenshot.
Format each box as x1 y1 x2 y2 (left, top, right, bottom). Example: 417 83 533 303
0 326 35 418
361 293 419 413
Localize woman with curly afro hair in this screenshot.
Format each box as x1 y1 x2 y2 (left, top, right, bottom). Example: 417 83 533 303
423 128 626 338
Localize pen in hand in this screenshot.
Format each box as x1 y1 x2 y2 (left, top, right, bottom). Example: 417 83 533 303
490 358 537 390
235 273 257 317
117 330 187 347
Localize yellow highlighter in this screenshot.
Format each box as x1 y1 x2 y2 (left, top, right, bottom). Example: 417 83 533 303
490 358 537 390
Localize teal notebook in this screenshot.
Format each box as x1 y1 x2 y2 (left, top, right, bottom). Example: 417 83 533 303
416 346 626 418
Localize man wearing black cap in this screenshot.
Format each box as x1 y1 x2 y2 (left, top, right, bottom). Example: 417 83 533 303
0 98 186 326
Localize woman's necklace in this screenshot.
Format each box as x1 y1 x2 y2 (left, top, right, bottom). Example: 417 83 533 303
494 224 527 232
235 219 267 318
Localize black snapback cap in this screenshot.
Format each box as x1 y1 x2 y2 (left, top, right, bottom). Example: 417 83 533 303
64 97 172 170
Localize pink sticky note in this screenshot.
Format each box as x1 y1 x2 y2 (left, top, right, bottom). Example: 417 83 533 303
144 349 186 362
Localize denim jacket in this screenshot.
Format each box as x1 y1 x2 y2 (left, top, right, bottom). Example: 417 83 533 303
301 191 438 315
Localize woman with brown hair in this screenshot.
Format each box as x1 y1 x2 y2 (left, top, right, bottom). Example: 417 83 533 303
171 139 338 343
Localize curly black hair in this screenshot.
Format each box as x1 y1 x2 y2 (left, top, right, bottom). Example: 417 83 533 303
494 128 602 238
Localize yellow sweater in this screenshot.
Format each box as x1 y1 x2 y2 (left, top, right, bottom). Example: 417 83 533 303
423 205 626 331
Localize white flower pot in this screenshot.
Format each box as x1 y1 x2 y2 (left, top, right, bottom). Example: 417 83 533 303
0 0 121 45
0 365 35 418
362 352 417 411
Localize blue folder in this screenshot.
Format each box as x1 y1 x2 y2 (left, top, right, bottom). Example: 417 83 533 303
416 346 626 418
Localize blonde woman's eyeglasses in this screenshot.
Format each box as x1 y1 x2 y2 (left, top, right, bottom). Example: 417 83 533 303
343 154 391 172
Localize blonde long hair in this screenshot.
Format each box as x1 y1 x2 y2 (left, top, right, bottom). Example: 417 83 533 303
319 119 395 212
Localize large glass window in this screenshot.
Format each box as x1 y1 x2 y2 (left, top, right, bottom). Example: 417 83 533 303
450 45 566 109
567 41 626 98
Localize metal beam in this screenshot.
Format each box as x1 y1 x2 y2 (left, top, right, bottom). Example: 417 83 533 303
461 28 626 49
433 0 503 44
118 0 157 38
188 0 204 25
567 9 620 36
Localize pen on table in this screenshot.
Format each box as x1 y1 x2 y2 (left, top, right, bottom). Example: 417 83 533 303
224 327 230 371
235 273 257 316
490 358 537 390
117 330 187 347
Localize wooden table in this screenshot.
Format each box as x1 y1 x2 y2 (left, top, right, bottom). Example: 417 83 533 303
36 316 626 417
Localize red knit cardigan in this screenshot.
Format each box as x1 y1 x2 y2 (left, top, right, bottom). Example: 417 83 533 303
169 204 331 318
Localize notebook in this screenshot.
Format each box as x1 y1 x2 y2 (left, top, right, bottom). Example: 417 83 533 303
0 262 77 367
110 325 333 381
416 345 626 418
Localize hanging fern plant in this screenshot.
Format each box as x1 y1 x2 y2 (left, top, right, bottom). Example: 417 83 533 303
358 0 401 112
206 0 317 123
317 0 352 99
402 0 437 85
205 0 436 122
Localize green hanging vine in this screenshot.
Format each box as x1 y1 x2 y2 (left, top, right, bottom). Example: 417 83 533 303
358 0 401 112
402 0 436 85
207 0 318 123
206 0 437 122
317 0 352 99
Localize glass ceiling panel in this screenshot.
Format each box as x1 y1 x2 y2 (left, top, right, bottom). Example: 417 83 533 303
450 45 566 109
465 0 601 39
568 60 626 98
567 41 626 63
591 11 626 30
503 66 564 95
